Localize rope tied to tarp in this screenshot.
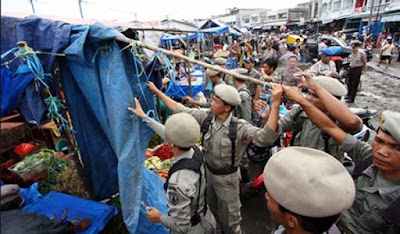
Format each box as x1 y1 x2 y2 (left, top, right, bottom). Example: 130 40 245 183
1 42 73 132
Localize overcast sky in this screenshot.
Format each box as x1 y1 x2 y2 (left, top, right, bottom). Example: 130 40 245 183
2 0 307 22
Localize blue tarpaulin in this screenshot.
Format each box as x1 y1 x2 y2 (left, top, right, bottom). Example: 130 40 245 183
2 15 169 233
24 191 119 234
200 26 229 35
60 23 167 233
160 33 204 46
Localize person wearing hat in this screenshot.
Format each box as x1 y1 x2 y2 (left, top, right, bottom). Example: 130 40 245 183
346 41 367 103
187 67 225 108
255 72 362 162
214 57 228 83
264 147 355 234
231 68 252 183
308 49 339 78
282 82 400 234
318 36 329 56
378 36 395 69
129 99 215 233
146 81 282 234
244 57 262 101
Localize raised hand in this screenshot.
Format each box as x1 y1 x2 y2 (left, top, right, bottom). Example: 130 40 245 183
282 85 304 103
128 98 147 118
147 81 160 93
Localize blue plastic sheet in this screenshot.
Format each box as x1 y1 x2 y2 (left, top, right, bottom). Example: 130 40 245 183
24 191 118 234
0 64 35 116
19 182 44 210
137 168 168 234
321 46 342 56
60 23 164 233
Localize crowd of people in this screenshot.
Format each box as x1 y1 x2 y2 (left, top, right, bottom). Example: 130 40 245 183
128 30 400 234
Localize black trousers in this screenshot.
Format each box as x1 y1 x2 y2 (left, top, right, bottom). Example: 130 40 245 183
347 66 362 101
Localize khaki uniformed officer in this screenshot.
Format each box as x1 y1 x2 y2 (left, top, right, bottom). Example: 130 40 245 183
265 73 362 162
214 57 228 83
146 81 282 234
186 68 225 108
129 101 213 233
282 77 400 234
231 68 253 183
264 147 355 234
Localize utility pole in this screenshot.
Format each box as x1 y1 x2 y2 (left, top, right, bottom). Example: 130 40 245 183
368 0 375 31
375 0 382 21
78 0 84 19
28 0 35 13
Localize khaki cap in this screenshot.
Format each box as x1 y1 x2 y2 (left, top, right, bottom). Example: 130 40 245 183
314 76 347 96
233 68 248 75
264 147 355 217
206 67 220 77
214 57 227 65
214 84 241 106
380 111 400 144
165 113 200 148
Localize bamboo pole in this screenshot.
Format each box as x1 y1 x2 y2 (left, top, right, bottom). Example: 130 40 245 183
115 34 270 87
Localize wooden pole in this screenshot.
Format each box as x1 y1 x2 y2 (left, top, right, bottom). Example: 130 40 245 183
115 34 270 87
186 33 193 97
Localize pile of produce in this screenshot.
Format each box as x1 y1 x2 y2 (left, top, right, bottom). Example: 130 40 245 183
144 144 175 181
152 144 173 161
144 156 172 171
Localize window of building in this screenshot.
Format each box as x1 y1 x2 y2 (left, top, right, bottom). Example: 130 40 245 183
333 0 341 11
322 3 328 14
242 15 250 24
342 0 353 9
268 15 277 20
260 12 267 22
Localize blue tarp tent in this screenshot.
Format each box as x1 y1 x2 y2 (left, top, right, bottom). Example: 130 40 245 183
200 26 229 35
160 32 204 46
1 15 168 233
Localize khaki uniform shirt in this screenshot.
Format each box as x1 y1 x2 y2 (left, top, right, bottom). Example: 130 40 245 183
175 104 279 170
278 106 362 162
349 51 367 68
147 119 206 234
280 67 302 86
338 134 400 234
246 68 262 98
309 60 337 77
235 84 252 122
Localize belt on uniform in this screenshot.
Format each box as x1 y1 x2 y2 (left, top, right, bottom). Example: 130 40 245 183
205 161 238 175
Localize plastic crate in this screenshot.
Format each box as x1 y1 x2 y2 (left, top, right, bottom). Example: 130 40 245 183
8 157 47 182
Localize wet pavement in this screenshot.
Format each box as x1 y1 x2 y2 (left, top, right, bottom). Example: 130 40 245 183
241 160 273 233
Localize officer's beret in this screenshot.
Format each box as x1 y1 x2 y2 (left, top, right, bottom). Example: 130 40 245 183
206 67 220 77
214 84 241 106
214 57 227 65
264 147 355 217
314 76 347 97
380 111 400 144
165 113 200 148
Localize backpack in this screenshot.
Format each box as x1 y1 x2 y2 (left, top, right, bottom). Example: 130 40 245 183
163 146 206 226
200 113 238 175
